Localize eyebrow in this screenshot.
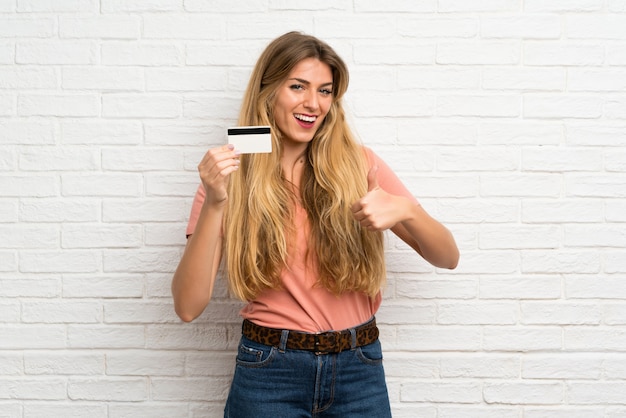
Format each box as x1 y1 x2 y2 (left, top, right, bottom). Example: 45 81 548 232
289 78 333 88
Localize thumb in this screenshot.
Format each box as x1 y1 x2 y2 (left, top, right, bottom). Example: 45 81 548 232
367 165 379 192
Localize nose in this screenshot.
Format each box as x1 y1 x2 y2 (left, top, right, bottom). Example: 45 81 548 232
303 90 319 111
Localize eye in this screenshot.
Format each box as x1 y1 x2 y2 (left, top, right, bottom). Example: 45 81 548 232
319 88 333 96
290 84 304 91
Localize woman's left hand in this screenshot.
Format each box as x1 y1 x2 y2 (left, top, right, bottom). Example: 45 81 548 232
351 166 404 232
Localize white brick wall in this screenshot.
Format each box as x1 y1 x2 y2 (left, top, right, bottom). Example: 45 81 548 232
1 1 625 416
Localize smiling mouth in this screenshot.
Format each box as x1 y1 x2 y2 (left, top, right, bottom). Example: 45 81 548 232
294 113 317 123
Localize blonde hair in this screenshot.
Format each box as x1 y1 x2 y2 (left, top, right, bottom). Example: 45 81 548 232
224 32 385 301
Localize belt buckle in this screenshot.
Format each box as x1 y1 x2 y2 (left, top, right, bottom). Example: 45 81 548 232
314 331 339 355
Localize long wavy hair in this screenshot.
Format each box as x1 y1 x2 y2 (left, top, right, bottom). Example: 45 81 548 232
224 31 385 301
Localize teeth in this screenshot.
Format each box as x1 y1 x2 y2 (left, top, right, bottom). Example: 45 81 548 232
295 114 316 123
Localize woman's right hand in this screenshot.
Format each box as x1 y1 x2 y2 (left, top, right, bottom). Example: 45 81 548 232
198 144 240 206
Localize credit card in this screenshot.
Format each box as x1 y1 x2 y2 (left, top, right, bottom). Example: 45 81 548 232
227 126 272 154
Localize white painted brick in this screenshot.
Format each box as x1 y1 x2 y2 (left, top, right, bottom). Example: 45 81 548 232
522 250 600 274
62 274 143 298
16 40 96 64
23 404 107 418
438 301 518 325
606 97 626 120
481 15 561 39
439 406 520 418
107 403 188 418
482 68 565 91
523 146 602 172
525 408 604 418
566 175 626 198
106 350 184 376
0 200 17 222
103 198 186 222
438 199 518 223
102 94 182 118
484 382 563 404
346 91 434 118
0 67 57 89
104 301 178 323
565 225 626 248
24 352 103 375
522 302 602 325
525 41 605 67
62 67 144 91
480 225 560 250
611 0 626 11
440 354 519 378
68 377 147 401
524 94 603 119
59 16 140 39
225 18 313 41
0 353 22 375
398 121 478 146
61 120 142 145
569 69 626 92
451 250 519 275
186 43 261 66
0 378 67 400
0 17 55 38
483 327 562 351
607 200 626 222
0 277 60 298
377 302 436 325
144 122 223 147
62 224 142 249
61 173 142 197
185 351 234 377
524 354 603 379
605 251 626 274
439 0 519 12
19 198 99 222
67 325 145 349
18 94 99 117
143 15 222 39
101 41 182 66
102 147 183 171
0 325 66 349
182 95 240 120
315 16 397 39
599 302 626 325
480 174 561 197
397 17 477 38
522 199 603 223
0 42 15 63
102 249 180 273
437 41 520 65
373 147 435 172
0 146 16 171
101 0 181 12
0 94 15 116
150 377 230 401
437 95 520 117
400 381 482 403
565 327 626 351
608 44 626 65
567 15 626 39
19 250 100 273
145 223 186 246
0 251 17 272
0 300 20 322
354 42 435 65
568 382 626 404
566 276 626 299
146 67 228 92
0 120 55 145
525 0 603 11
17 0 98 12
391 327 482 351
438 147 518 171
395 277 477 299
19 147 99 171
478 121 563 145
603 355 626 378
0 225 58 249
398 67 480 90
605 150 626 171
145 325 229 350
480 276 561 299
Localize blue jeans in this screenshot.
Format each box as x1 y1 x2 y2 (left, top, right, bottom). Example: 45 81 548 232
224 334 392 417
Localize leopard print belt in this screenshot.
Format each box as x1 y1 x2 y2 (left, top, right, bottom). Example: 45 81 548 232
241 317 379 354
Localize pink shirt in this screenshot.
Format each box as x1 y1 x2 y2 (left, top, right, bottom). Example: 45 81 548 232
186 147 418 333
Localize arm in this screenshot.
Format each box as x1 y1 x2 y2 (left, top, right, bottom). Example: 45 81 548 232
351 165 459 269
171 144 240 322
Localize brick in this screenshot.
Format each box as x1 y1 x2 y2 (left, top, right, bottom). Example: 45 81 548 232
102 249 181 273
0 378 67 400
19 94 99 117
522 199 603 223
145 67 228 92
0 146 16 171
480 276 561 299
62 224 142 249
19 147 99 171
0 277 61 298
566 175 626 197
605 251 626 273
102 94 182 118
395 278 477 299
525 0 603 11
567 15 626 39
61 120 142 145
351 91 434 117
103 198 187 222
62 67 144 91
143 15 222 39
521 301 602 325
607 200 626 222
437 95 520 117
24 352 104 375
438 301 518 325
0 67 57 89
397 17 477 38
565 276 626 299
62 275 143 298
605 150 626 171
68 378 147 401
438 147 518 171
438 0 519 12
17 0 98 12
390 327 482 351
0 94 14 116
1 175 57 197
150 377 230 401
145 223 186 246
400 381 482 403
106 350 184 376
353 43 435 65
397 67 480 90
565 225 626 248
0 120 55 145
524 41 605 66
483 382 563 404
376 302 436 325
101 0 181 12
101 41 182 66
522 250 600 274
0 200 17 222
59 16 140 39
607 44 626 65
182 95 250 120
61 173 142 197
606 97 626 119
437 41 520 65
480 174 561 197
104 301 179 323
102 147 183 171
482 67 565 91
438 199 518 223
0 225 58 249
186 42 260 66
481 15 561 39
0 17 55 38
569 69 626 92
146 325 230 350
523 146 602 171
440 355 519 378
67 325 145 348
523 354 603 379
524 94 603 119
568 382 626 404
19 250 100 273
439 407 519 418
23 404 107 418
144 122 223 146
0 300 20 322
483 327 562 351
0 353 22 375
0 42 15 63
185 351 243 377
0 325 66 349
16 40 96 64
20 198 99 222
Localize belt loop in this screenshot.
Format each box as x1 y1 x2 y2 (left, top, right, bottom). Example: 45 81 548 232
349 327 357 350
278 329 289 353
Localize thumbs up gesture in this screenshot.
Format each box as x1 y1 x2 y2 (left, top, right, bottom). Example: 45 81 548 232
351 165 402 232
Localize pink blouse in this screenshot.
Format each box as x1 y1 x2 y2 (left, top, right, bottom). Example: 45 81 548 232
185 147 418 332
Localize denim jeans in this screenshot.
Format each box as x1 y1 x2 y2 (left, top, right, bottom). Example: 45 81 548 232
224 334 392 418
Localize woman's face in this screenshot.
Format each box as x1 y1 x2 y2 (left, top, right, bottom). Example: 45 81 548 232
272 58 333 150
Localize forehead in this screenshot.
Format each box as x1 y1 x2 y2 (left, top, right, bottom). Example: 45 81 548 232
288 58 333 83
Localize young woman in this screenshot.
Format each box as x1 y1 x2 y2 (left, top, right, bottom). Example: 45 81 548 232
172 31 459 417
